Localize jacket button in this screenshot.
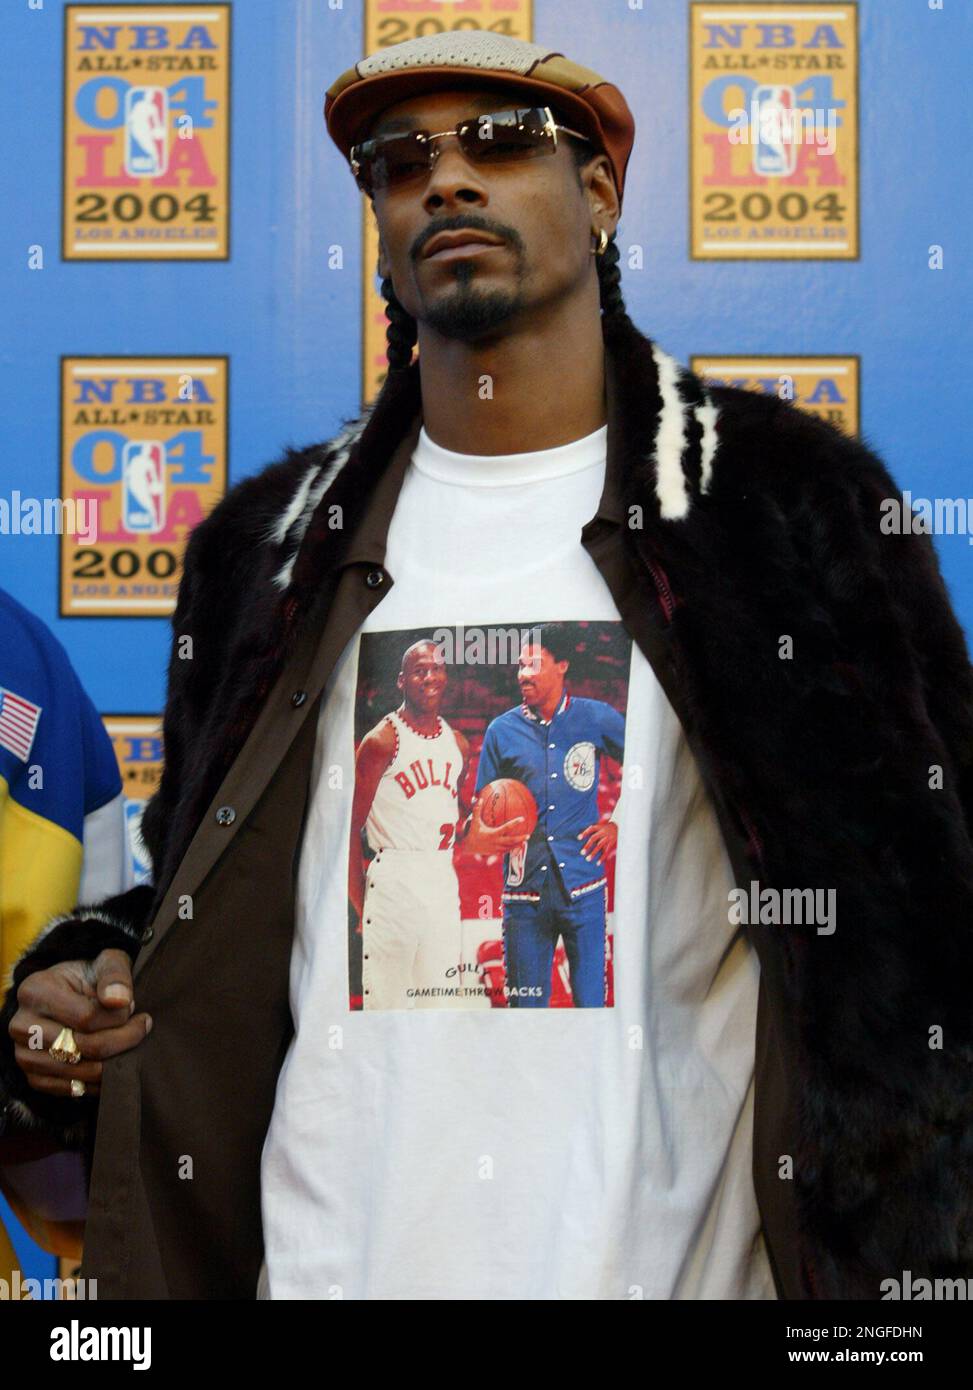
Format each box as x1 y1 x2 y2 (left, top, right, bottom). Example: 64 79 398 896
142 926 154 943
215 805 236 826
365 569 384 589
291 690 307 707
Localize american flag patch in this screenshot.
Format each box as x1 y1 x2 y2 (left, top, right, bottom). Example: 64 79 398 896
0 687 42 762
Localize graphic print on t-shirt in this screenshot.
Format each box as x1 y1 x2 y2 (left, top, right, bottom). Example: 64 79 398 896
348 621 630 1011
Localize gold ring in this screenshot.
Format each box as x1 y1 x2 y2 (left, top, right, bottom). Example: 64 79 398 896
49 1026 82 1065
70 1079 86 1098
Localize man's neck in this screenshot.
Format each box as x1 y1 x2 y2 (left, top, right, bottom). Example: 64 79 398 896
416 300 607 456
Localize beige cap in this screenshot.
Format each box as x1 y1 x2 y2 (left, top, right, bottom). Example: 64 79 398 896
325 31 636 207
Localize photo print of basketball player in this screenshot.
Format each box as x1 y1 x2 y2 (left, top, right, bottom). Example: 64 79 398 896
349 637 473 1010
349 623 629 1011
463 623 627 1009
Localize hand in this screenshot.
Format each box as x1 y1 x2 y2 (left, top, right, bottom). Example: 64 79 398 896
578 820 618 865
463 796 529 855
9 950 153 1101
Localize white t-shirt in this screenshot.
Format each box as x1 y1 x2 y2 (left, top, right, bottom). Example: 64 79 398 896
257 423 776 1300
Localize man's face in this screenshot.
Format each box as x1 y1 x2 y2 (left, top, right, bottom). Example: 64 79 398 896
517 644 567 709
398 642 448 715
367 86 611 344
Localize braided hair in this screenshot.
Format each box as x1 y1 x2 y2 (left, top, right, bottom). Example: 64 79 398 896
379 136 633 371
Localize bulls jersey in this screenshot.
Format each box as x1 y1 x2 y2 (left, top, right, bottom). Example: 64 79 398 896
365 708 464 852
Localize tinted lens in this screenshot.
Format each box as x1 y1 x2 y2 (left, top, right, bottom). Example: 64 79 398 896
360 132 430 192
357 109 556 192
458 108 555 162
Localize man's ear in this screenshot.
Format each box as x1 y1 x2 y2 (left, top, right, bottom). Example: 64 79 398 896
585 155 621 240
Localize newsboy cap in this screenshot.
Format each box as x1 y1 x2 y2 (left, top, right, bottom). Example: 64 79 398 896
324 31 636 207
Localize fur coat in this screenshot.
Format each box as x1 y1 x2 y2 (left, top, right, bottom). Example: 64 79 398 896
3 311 973 1300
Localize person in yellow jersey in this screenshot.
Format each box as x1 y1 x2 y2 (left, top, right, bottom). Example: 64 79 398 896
0 587 134 1292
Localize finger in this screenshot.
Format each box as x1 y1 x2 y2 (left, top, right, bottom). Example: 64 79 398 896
8 1008 57 1051
14 982 138 1036
10 1006 151 1057
70 1012 153 1061
499 816 526 831
92 948 135 1007
26 1073 101 1099
14 1045 104 1085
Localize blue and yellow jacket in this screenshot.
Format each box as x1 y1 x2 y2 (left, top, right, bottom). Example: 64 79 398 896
0 588 132 1276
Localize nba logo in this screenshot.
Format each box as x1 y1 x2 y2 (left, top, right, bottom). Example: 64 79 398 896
124 87 168 177
752 85 798 178
123 441 166 533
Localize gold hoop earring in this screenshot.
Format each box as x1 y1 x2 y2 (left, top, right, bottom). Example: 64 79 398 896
590 227 609 257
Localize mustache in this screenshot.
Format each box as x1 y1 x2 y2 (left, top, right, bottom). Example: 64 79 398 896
416 217 515 259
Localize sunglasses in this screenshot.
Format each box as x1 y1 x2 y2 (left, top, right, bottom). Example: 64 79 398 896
349 105 590 196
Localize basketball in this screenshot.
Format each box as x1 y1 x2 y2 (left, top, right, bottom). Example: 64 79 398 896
477 778 538 838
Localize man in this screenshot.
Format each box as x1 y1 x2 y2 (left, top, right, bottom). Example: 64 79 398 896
466 624 625 1008
2 32 973 1300
349 638 469 1009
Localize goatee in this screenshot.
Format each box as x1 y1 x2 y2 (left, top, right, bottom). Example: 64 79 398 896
421 263 527 342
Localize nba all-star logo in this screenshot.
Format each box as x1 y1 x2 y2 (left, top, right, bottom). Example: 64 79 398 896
60 356 227 617
62 3 231 260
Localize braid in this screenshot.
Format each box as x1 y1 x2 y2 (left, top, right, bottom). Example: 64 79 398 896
381 274 419 372
380 233 632 370
595 233 629 328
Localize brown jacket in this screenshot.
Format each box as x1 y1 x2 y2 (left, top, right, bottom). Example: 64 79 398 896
4 313 973 1299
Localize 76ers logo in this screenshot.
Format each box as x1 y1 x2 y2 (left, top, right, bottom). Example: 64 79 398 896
564 741 596 791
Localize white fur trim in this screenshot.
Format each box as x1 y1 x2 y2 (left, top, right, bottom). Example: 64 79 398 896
695 394 719 495
270 410 375 592
266 463 322 548
651 345 690 521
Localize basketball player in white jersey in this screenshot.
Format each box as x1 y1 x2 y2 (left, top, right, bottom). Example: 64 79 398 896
348 639 469 1009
